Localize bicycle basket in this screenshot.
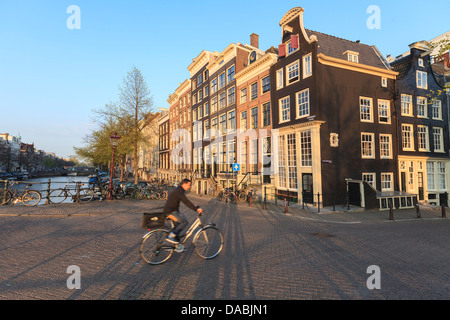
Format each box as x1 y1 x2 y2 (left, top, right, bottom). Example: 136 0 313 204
142 212 165 229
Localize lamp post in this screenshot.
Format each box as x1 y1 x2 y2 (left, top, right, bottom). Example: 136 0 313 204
107 132 121 200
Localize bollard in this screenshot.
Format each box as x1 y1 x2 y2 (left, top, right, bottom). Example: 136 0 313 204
263 187 266 210
441 204 447 218
284 197 288 214
416 204 421 219
249 193 252 207
389 202 394 221
317 193 321 213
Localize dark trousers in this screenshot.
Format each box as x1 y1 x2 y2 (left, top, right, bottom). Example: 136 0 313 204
166 211 188 236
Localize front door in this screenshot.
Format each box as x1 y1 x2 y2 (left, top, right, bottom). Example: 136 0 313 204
302 174 313 204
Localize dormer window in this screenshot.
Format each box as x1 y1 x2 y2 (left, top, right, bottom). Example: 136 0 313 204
418 58 424 67
344 50 359 63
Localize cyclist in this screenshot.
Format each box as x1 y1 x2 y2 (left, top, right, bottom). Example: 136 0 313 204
163 179 202 244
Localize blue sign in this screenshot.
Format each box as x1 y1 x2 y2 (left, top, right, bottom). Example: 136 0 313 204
233 163 240 172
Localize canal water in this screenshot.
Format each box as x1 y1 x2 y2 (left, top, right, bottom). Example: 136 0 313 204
13 175 91 205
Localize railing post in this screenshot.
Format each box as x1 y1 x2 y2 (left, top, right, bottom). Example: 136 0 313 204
441 204 447 218
416 204 421 219
264 186 266 210
46 179 51 204
389 202 394 221
317 192 320 213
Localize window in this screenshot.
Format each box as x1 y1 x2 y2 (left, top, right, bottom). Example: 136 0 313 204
211 78 218 93
360 97 373 122
198 105 203 119
240 141 247 173
211 117 218 138
228 140 236 172
278 135 287 188
251 107 258 129
204 85 209 97
262 76 270 94
300 130 312 167
379 134 392 159
219 72 226 89
204 119 210 139
240 88 247 103
378 100 390 123
381 173 393 191
362 173 376 189
347 52 359 63
276 69 284 89
240 111 247 131
204 102 209 116
287 60 299 84
227 86 236 105
287 133 298 189
198 90 203 102
198 74 203 86
418 58 424 67
433 127 444 152
296 88 309 119
417 71 428 89
401 95 413 116
417 126 429 151
287 40 298 55
250 139 258 173
417 97 428 118
227 65 235 83
361 133 375 158
251 82 258 100
432 100 442 120
303 53 312 78
427 162 435 190
228 110 236 132
279 96 290 123
219 114 226 135
381 77 387 87
262 102 271 127
401 124 414 151
438 162 446 189
219 92 226 110
211 96 218 114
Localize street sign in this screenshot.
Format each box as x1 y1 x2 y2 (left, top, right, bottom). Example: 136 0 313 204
233 163 240 172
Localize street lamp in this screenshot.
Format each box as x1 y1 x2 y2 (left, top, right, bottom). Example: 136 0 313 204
107 132 121 200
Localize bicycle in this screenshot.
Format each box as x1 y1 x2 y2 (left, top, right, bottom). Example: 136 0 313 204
48 181 94 203
140 210 224 265
0 181 41 206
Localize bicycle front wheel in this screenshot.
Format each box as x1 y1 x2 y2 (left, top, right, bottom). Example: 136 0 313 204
22 191 41 207
77 189 94 202
49 189 68 204
0 190 13 205
140 229 174 265
194 226 224 260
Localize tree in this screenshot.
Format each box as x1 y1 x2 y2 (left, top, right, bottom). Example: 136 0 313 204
91 67 158 184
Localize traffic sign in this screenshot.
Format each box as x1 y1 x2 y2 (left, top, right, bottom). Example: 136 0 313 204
233 163 240 172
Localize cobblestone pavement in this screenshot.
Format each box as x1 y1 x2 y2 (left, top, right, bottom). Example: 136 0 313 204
0 195 448 302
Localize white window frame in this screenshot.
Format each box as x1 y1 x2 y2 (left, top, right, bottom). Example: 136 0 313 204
362 173 376 189
381 173 394 191
401 94 413 116
240 87 247 104
417 125 430 152
227 65 235 84
379 134 392 159
286 60 300 85
401 124 415 151
381 77 387 87
417 97 428 118
296 88 310 119
361 133 375 159
302 53 312 78
279 96 290 123
433 127 444 152
432 100 442 120
360 97 373 123
378 99 391 124
276 69 284 89
416 71 428 89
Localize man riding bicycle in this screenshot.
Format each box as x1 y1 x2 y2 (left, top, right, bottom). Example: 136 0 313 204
163 179 202 244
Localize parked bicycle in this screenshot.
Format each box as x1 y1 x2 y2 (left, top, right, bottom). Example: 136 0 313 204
48 181 94 203
140 210 224 265
0 181 41 206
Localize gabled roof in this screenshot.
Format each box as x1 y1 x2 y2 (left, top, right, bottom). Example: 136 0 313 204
305 29 389 69
389 55 412 79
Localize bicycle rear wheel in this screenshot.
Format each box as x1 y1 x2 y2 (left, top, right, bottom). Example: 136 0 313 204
22 191 41 206
49 189 68 204
193 226 224 259
140 229 174 265
77 188 94 202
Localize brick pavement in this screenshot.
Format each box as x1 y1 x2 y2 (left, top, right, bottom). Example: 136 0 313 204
0 195 448 302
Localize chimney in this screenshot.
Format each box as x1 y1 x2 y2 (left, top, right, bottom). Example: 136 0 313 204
250 33 259 49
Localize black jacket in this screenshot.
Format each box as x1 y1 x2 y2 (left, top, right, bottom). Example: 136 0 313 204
163 186 198 214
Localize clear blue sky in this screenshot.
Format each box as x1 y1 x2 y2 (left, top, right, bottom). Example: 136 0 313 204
0 0 449 159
